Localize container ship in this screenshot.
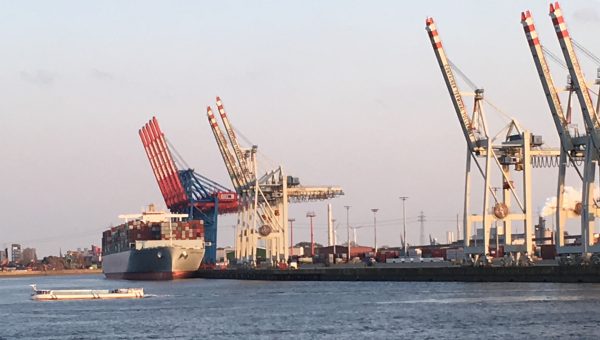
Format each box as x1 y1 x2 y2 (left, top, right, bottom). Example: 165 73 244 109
102 205 205 280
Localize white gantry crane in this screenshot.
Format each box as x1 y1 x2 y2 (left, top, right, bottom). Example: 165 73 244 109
545 2 600 262
426 17 560 265
520 8 590 261
206 97 344 265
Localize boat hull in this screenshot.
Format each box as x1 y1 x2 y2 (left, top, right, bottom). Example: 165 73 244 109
33 294 143 300
103 241 204 280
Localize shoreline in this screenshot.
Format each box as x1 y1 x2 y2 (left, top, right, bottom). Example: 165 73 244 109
195 265 600 283
0 269 103 278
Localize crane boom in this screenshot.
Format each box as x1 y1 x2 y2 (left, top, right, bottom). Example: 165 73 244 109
141 123 178 206
521 10 573 151
206 107 246 191
216 96 253 183
139 118 188 208
549 2 600 135
139 127 170 204
286 186 344 202
425 17 480 152
148 118 186 205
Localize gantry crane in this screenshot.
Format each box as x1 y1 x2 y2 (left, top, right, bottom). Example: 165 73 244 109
546 2 600 261
139 117 238 264
520 9 587 255
206 97 343 264
426 17 560 265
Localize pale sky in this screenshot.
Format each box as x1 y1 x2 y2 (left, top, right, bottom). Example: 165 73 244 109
2 1 600 256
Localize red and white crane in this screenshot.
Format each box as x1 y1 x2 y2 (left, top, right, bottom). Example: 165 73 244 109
216 97 254 184
139 117 188 208
425 18 483 155
550 3 600 134
520 9 586 253
139 117 238 263
548 2 600 259
426 17 559 265
207 107 246 191
206 97 343 264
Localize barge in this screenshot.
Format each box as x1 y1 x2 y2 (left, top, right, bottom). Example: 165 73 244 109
30 285 144 300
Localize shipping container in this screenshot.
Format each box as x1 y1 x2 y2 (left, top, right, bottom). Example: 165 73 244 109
102 220 205 256
446 248 465 261
540 244 557 260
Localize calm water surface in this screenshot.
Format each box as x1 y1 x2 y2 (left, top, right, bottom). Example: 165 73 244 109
1 274 600 339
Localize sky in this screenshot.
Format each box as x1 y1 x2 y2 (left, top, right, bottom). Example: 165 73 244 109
2 1 600 256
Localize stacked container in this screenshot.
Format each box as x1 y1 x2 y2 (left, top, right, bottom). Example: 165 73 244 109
102 220 205 256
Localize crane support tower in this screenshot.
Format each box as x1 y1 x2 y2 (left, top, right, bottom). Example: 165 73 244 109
520 8 590 261
139 117 238 264
206 97 344 265
426 17 560 266
546 2 600 262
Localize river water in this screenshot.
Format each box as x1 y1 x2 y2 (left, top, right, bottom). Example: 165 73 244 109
1 274 600 339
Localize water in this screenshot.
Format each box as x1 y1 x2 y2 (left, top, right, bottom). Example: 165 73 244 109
2 274 600 339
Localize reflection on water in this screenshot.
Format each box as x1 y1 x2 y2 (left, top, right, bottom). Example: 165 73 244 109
1 275 600 339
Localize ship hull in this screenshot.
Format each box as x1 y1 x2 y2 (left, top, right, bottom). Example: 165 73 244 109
103 243 204 280
104 271 196 280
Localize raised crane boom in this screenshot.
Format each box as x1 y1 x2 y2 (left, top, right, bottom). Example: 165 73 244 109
425 17 480 153
207 107 246 191
205 97 344 263
521 10 573 151
549 1 600 255
549 2 600 136
139 118 188 208
139 126 169 204
216 97 253 184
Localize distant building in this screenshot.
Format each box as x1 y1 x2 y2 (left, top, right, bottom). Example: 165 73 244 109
295 242 323 257
317 245 374 259
290 246 304 257
91 245 102 257
11 244 22 263
22 248 38 264
0 248 7 264
216 247 234 263
65 246 102 268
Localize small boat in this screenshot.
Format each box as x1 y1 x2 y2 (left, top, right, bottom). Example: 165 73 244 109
30 284 144 301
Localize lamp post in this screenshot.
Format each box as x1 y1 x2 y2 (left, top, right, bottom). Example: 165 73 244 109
344 205 351 262
288 218 295 257
399 197 409 256
306 212 316 257
371 208 379 253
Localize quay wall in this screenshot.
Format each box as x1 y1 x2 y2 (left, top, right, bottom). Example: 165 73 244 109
195 266 600 283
